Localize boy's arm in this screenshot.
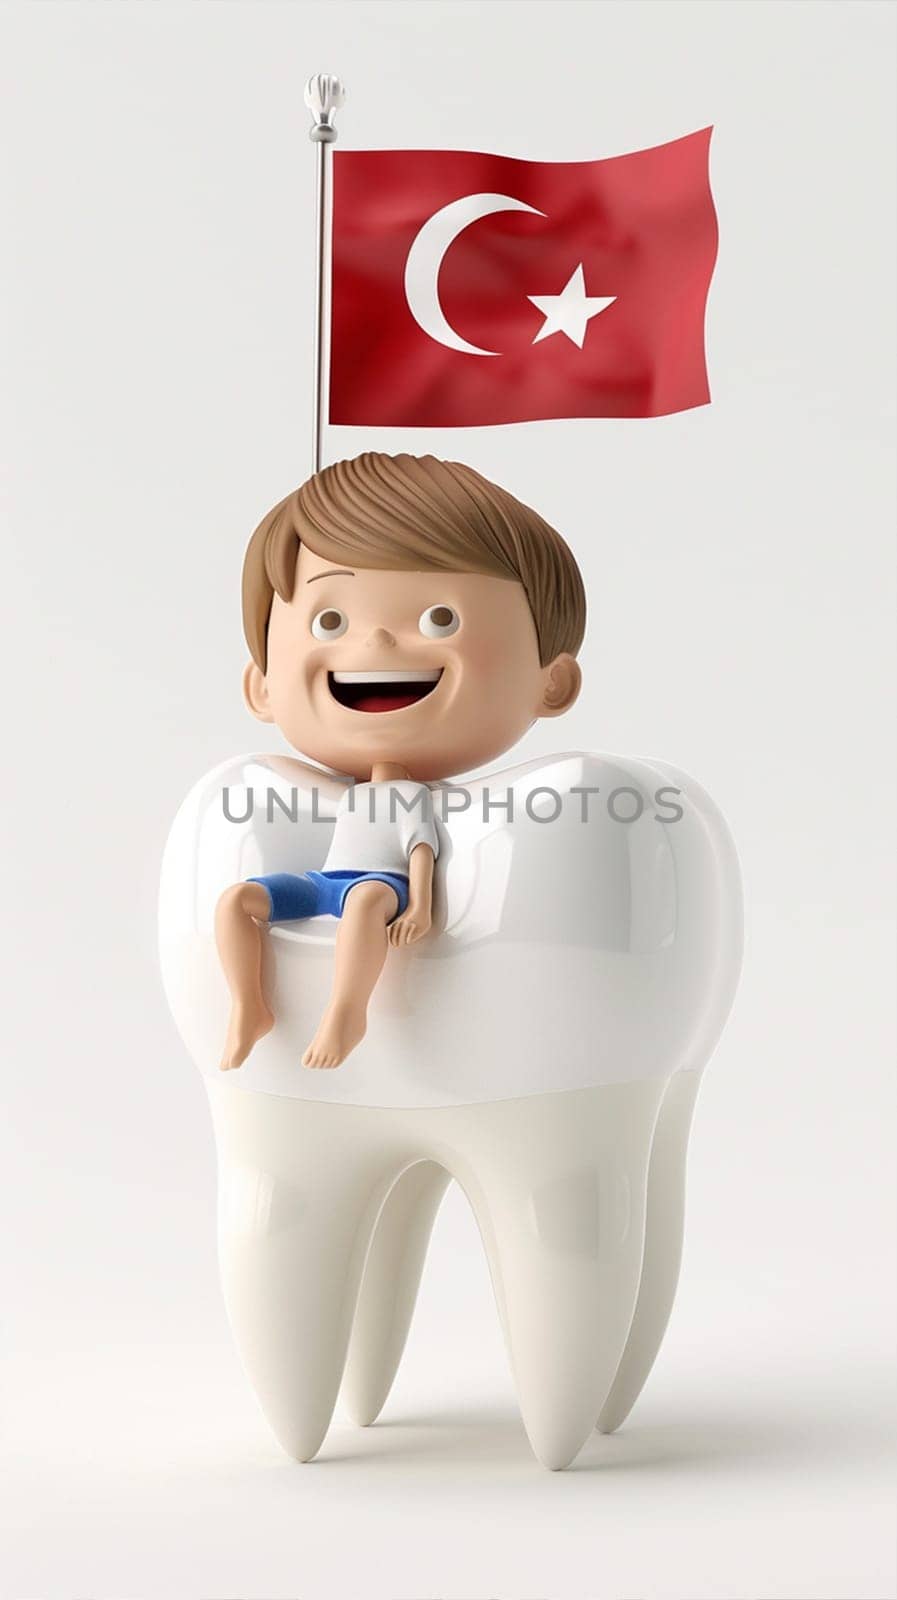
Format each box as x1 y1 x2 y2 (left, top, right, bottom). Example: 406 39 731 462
389 843 434 947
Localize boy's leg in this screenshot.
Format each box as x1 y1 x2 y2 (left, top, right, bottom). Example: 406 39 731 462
302 880 399 1070
215 882 275 1070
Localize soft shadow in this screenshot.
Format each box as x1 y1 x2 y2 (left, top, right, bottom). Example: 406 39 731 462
303 1399 897 1476
570 1408 896 1475
318 1405 529 1469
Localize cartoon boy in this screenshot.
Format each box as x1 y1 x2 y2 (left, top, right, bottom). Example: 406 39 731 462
216 451 585 1071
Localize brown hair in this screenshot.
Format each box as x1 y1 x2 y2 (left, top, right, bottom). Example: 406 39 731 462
242 452 586 671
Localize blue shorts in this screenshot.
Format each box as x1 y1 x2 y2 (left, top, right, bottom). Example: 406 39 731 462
248 869 409 924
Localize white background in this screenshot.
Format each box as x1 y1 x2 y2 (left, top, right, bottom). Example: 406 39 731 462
1 2 895 1597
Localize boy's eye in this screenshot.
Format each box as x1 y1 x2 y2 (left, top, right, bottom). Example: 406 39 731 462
311 607 349 640
419 604 460 639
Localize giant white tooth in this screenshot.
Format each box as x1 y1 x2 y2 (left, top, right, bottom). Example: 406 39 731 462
159 751 742 1468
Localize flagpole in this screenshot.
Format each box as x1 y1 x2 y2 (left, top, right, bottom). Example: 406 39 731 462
303 73 346 475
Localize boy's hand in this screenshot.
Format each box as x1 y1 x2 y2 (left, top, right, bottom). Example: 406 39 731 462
389 904 432 947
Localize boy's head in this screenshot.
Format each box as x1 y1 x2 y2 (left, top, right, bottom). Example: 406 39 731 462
241 452 585 780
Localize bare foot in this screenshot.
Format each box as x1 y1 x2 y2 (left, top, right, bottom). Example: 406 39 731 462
220 999 274 1070
302 1001 367 1070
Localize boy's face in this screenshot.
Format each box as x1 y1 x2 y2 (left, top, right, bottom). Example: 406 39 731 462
244 544 580 780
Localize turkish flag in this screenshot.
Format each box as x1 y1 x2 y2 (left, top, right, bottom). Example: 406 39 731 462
329 129 717 428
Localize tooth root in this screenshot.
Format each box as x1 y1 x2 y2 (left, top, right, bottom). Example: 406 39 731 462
207 1076 682 1468
597 1068 702 1435
456 1082 663 1471
209 1084 396 1463
342 1160 451 1428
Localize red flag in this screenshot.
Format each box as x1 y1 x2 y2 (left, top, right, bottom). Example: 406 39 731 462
329 129 717 428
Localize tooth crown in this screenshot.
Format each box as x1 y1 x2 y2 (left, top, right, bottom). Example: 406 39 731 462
159 751 743 1108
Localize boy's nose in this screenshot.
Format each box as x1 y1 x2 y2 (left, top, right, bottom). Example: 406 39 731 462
365 627 396 648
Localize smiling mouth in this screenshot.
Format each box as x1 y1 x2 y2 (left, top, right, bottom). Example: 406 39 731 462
328 669 443 714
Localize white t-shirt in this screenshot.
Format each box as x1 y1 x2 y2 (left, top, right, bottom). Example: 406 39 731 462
323 781 439 876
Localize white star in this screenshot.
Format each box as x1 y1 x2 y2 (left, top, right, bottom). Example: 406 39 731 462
528 263 615 348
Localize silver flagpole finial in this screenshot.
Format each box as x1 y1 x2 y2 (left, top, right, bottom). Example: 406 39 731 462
304 74 346 143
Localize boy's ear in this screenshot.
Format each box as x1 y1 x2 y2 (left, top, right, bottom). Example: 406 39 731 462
242 660 275 723
538 652 581 718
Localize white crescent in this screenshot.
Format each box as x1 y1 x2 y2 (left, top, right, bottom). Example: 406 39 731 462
404 192 545 357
